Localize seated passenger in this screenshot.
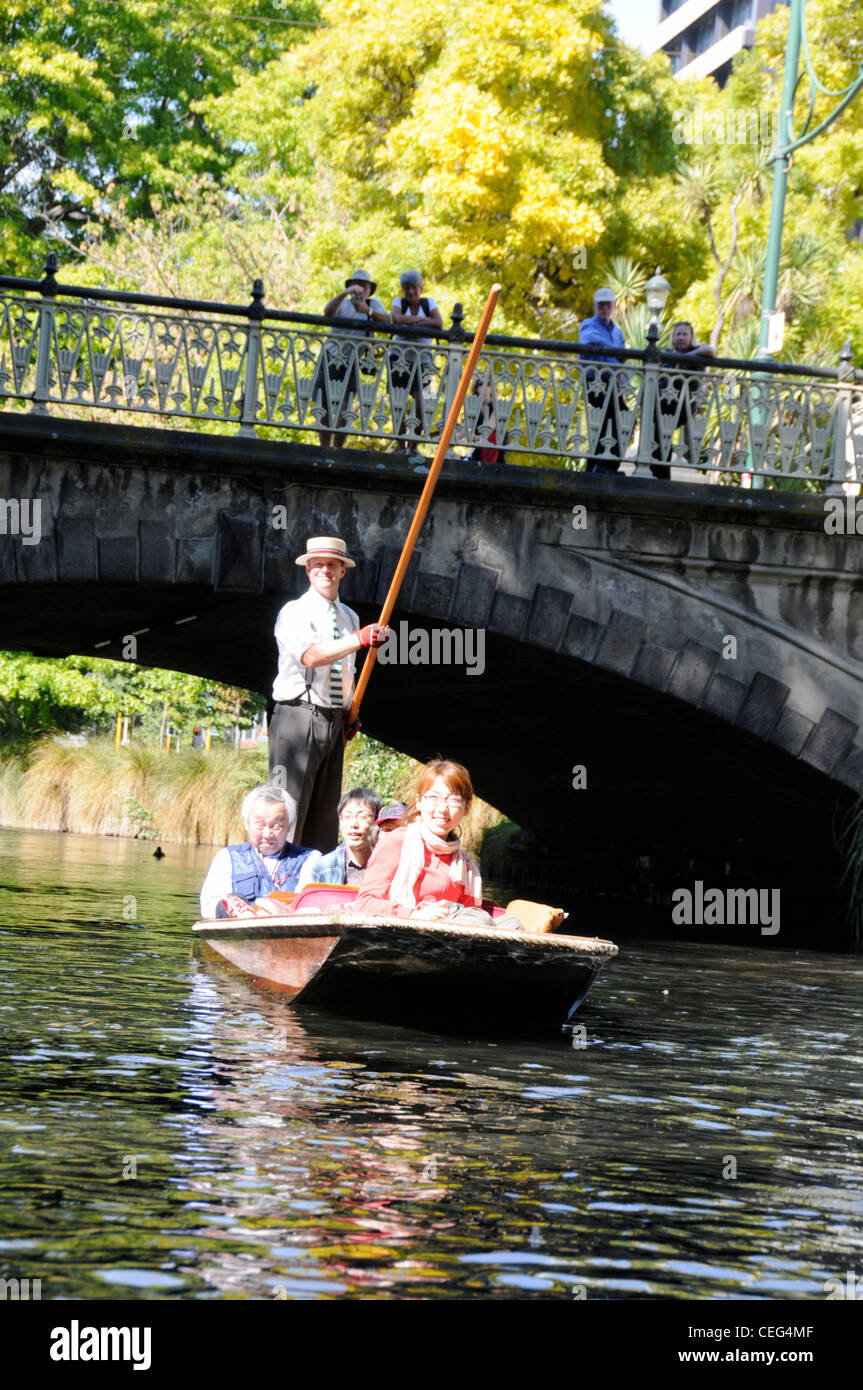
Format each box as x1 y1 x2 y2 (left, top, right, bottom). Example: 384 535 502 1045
356 759 521 927
376 802 406 833
199 785 314 919
296 786 383 888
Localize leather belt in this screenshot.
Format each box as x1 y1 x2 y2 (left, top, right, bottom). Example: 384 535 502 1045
277 698 342 718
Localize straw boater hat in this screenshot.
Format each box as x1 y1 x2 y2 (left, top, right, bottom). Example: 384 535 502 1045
295 536 356 568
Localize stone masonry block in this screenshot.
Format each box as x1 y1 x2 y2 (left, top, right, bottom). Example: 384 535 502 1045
451 564 498 626
736 672 789 739
595 610 646 677
702 672 746 723
58 517 97 581
669 640 718 705
528 585 573 649
800 708 858 775
769 707 815 757
560 613 603 663
632 642 677 693
490 592 530 641
98 536 138 584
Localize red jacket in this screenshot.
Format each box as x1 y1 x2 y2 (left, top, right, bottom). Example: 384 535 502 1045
356 827 477 917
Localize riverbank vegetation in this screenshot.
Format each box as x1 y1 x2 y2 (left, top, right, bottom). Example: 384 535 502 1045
0 651 262 743
0 734 504 855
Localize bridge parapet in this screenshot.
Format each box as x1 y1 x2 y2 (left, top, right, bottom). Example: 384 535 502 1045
2 257 862 489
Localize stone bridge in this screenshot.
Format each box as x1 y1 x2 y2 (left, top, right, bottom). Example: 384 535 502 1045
2 412 863 935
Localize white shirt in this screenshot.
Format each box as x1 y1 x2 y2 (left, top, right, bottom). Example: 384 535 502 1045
272 585 359 706
326 295 387 354
199 846 288 918
390 295 439 350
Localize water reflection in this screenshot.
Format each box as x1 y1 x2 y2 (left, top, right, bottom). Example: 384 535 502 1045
1 826 862 1299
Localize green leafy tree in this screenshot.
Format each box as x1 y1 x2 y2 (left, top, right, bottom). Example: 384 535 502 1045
0 651 262 741
0 0 317 273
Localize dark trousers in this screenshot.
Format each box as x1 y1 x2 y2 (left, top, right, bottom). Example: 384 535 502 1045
585 381 622 473
268 702 344 853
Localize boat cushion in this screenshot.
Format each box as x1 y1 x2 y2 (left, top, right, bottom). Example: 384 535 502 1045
291 883 360 913
505 899 566 934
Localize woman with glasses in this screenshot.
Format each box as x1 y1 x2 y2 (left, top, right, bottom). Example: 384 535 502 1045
356 758 521 927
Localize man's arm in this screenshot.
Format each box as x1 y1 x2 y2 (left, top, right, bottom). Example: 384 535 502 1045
578 318 603 346
324 289 351 316
302 625 389 668
200 848 233 918
300 631 363 668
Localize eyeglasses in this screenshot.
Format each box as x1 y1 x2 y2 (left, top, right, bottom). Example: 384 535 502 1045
421 793 466 809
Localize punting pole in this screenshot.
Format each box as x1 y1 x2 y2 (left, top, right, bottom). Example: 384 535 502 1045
346 282 502 729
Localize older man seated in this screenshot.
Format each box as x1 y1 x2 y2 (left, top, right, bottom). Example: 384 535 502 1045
199 785 314 919
296 787 383 888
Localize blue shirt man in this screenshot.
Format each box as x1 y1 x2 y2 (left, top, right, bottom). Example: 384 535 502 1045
579 287 625 365
579 287 626 472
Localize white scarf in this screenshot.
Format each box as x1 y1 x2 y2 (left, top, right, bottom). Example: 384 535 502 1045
389 821 482 915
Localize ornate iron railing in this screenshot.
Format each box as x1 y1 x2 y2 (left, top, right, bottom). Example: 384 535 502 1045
1 257 861 490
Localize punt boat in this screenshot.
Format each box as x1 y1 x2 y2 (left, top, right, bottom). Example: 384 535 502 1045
192 911 618 1034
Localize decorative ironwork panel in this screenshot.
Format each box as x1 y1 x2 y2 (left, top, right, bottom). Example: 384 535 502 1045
0 287 858 489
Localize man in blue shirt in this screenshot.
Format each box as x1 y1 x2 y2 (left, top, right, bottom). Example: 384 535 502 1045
579 287 626 474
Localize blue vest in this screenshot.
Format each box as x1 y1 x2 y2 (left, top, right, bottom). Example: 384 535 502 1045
227 841 313 901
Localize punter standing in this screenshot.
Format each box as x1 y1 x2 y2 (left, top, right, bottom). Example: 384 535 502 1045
269 536 389 852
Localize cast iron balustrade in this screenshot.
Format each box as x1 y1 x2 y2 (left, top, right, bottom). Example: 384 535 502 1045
1 255 861 490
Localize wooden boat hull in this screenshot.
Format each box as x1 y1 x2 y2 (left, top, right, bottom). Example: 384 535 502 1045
192 914 618 1031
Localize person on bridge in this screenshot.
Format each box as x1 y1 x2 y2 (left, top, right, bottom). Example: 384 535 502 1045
199 785 313 918
649 321 716 481
315 270 389 449
389 269 443 451
579 287 627 473
269 536 390 852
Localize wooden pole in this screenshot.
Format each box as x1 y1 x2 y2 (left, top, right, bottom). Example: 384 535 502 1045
347 283 501 727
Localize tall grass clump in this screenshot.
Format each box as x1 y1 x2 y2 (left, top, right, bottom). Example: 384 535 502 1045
150 746 268 844
0 735 506 850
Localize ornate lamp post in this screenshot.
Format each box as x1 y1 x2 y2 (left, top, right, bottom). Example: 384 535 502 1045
637 270 672 475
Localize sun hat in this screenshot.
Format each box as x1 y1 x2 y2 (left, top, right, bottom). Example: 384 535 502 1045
593 287 616 303
295 536 356 568
345 269 377 294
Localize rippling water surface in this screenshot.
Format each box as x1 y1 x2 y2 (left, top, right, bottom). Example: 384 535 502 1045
1 826 862 1300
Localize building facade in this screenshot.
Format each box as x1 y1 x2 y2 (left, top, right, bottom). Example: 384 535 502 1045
646 0 785 85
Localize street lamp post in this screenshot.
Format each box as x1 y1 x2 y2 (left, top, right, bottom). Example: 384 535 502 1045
635 270 672 476
758 0 863 360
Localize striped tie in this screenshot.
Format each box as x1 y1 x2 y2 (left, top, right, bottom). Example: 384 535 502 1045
329 604 343 707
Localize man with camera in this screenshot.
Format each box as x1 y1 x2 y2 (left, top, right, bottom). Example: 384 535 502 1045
315 270 389 448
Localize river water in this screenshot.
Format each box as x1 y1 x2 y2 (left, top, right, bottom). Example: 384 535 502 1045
1 825 861 1302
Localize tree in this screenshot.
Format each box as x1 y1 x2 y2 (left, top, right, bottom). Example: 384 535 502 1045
669 0 863 362
0 651 262 741
0 0 316 274
69 0 686 334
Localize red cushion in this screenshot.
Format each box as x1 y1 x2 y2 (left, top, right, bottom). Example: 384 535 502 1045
291 883 360 913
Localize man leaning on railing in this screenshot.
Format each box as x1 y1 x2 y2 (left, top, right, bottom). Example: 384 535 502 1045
578 287 627 473
650 322 716 480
